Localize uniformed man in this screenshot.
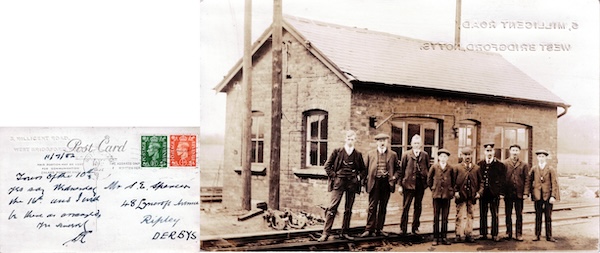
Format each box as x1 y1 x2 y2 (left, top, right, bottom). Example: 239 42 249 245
524 149 560 242
318 130 366 242
360 133 399 237
477 143 506 242
502 144 530 241
453 147 482 243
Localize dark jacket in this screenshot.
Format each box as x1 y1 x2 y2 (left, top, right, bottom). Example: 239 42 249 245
476 158 507 197
524 164 560 202
364 148 399 193
427 163 456 199
398 150 430 190
503 158 530 199
454 162 482 203
324 147 366 192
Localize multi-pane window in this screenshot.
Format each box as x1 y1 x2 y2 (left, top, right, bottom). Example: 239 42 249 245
251 111 264 163
390 118 439 162
458 120 479 161
494 123 531 163
305 111 328 166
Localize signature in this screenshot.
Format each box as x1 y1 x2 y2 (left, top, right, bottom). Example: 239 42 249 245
63 220 93 246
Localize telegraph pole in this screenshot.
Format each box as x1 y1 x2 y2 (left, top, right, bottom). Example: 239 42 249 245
269 0 282 210
241 0 252 211
455 0 462 47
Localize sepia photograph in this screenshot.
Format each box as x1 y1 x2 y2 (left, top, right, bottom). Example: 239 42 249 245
199 0 599 251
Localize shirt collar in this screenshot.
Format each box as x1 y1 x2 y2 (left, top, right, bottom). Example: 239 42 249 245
344 145 354 155
378 147 387 154
413 149 420 156
539 163 546 169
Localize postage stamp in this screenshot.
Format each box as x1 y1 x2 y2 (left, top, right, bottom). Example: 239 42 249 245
169 135 197 167
141 135 167 168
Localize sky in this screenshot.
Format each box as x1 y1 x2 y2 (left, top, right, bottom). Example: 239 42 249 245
200 0 599 136
0 0 597 134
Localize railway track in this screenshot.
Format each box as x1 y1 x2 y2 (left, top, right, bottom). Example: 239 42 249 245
200 203 598 251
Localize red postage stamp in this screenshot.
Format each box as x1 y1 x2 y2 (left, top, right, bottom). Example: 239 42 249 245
169 135 197 167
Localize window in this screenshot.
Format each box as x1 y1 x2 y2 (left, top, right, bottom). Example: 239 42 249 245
251 111 264 163
390 118 440 162
458 120 479 161
305 110 328 166
494 123 531 163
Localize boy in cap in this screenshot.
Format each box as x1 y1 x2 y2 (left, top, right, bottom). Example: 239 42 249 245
427 149 455 246
502 144 530 241
524 150 560 242
477 143 506 242
398 134 430 235
453 147 482 243
360 133 399 237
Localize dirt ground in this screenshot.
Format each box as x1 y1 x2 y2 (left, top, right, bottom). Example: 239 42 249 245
200 175 600 251
380 216 599 252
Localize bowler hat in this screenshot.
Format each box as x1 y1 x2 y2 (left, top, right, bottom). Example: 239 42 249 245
483 143 495 149
461 147 473 155
535 149 549 156
374 133 390 140
437 149 451 156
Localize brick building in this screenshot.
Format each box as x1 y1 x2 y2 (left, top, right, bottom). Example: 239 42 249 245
213 16 569 214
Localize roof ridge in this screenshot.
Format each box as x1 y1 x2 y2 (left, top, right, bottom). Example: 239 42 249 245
283 14 503 57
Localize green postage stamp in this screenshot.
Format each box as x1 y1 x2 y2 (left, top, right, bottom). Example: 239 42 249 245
141 135 167 167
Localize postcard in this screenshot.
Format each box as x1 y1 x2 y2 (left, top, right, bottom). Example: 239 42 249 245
0 127 199 252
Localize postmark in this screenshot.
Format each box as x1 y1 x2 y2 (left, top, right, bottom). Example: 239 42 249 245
141 136 167 168
169 135 196 167
83 151 115 173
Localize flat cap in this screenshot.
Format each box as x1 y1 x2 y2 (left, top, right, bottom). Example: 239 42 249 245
483 143 495 149
437 148 451 156
374 133 390 140
535 149 549 156
509 144 522 150
461 147 473 155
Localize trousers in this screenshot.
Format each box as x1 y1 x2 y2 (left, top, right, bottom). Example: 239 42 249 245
322 178 356 235
433 198 450 239
455 200 475 237
365 177 390 232
504 197 524 237
400 185 425 233
534 200 553 238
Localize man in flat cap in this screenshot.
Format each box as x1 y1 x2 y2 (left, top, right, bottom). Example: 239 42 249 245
318 130 366 242
398 134 430 235
453 147 482 243
476 143 506 242
427 149 455 245
360 133 399 237
502 144 530 241
524 150 560 242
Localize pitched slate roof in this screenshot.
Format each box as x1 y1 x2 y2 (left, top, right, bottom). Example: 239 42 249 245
216 15 568 107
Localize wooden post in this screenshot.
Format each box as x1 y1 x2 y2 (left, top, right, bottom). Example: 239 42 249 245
241 0 252 211
269 0 282 210
455 0 462 47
